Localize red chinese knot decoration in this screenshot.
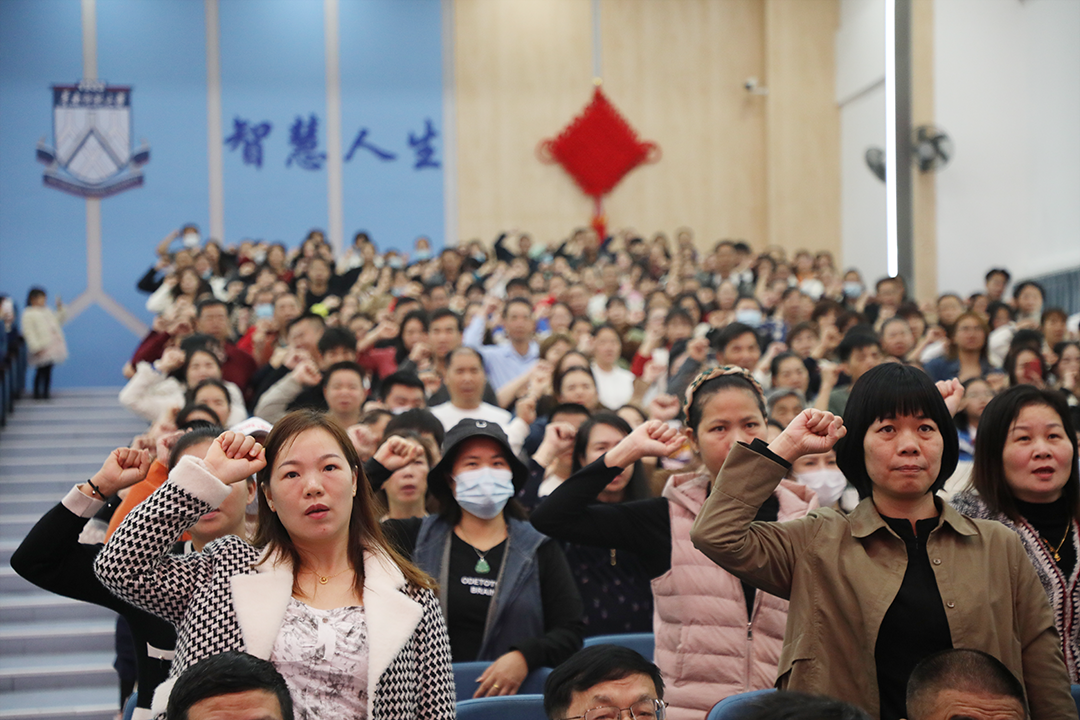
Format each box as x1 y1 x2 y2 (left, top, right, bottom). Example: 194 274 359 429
538 86 660 239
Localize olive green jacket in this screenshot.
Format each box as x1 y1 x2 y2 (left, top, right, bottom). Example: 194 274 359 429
690 442 1077 720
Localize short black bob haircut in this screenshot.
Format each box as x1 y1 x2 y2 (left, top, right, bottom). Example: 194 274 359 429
166 650 294 720
543 644 664 720
834 363 958 500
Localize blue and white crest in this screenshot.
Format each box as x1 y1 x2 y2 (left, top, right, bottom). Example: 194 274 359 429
36 80 150 198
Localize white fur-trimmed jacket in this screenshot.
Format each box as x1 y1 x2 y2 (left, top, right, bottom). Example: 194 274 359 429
94 455 455 719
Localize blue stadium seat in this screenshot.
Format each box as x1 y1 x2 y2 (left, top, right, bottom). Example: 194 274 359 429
706 689 775 720
453 662 552 702
456 694 547 720
122 692 138 720
582 633 655 661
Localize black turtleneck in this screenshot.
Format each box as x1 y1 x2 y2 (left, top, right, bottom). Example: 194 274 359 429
1016 496 1077 578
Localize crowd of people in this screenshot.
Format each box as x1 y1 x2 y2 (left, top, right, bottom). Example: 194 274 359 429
8 221 1080 720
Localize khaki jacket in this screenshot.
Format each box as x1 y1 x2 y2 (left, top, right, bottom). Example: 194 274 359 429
690 443 1077 720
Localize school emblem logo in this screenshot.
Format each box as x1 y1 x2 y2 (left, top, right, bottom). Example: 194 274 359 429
35 80 150 198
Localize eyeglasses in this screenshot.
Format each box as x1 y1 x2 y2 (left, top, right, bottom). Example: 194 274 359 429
563 699 668 720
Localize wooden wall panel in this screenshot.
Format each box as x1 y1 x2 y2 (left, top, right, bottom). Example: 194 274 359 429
764 0 841 257
912 0 938 299
454 0 841 258
599 0 766 249
453 0 593 246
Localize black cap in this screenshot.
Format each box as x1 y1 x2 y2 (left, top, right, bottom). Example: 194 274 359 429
428 418 529 492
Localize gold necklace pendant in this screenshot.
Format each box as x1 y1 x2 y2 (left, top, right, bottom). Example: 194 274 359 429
319 575 330 585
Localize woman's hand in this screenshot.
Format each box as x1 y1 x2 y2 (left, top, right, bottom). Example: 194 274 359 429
534 422 578 468
203 432 266 485
646 394 681 422
155 346 186 374
473 650 529 698
290 359 323 388
372 436 424 473
935 378 964 416
409 341 433 366
346 423 380 460
769 409 846 463
86 448 152 498
604 419 684 469
154 429 185 463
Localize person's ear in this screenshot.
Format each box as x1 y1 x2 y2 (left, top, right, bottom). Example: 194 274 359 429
262 483 276 513
351 468 358 497
245 479 257 505
685 427 700 455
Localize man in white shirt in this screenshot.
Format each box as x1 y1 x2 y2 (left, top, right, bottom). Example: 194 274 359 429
429 348 528 453
590 325 635 410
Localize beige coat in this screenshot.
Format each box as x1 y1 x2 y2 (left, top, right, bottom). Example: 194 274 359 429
690 442 1077 720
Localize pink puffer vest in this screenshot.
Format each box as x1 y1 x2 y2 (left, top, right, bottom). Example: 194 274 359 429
653 469 818 720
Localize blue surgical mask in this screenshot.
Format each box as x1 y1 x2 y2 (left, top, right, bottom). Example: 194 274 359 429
735 308 763 328
415 249 432 261
388 257 404 270
453 467 514 520
843 281 863 299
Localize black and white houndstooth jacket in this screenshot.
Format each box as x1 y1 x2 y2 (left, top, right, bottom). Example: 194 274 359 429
95 455 455 719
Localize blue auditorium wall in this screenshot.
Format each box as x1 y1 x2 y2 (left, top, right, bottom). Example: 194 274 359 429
338 0 445 251
0 0 444 388
219 0 328 244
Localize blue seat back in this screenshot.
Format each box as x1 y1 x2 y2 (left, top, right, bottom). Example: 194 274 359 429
706 689 776 720
122 692 138 720
582 633 655 661
456 694 547 720
453 661 552 702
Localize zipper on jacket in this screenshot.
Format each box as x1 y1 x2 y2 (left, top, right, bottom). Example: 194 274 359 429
746 592 762 692
745 622 753 691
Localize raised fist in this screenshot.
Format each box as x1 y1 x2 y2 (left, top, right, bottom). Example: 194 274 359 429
203 432 266 485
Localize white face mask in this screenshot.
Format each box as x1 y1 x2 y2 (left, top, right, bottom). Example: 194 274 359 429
453 467 514 519
795 469 848 507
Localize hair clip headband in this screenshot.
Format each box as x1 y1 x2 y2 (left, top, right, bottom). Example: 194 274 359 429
685 365 765 409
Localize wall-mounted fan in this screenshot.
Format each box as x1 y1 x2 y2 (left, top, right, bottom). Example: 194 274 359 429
864 125 953 181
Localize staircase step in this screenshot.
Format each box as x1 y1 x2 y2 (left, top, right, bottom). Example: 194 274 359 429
2 565 42 594
0 424 147 441
1 440 132 459
0 618 117 655
0 651 118 692
0 389 134 720
0 516 44 541
0 686 118 720
0 461 118 482
0 475 94 496
0 593 117 624
0 495 63 516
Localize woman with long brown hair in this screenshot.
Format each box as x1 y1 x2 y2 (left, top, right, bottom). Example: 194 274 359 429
96 410 454 719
